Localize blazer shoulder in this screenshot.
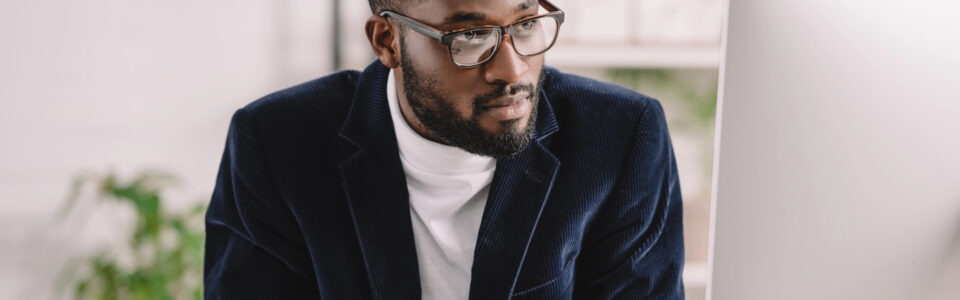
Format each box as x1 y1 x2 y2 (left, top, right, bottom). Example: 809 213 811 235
236 70 362 134
542 67 659 114
541 67 664 129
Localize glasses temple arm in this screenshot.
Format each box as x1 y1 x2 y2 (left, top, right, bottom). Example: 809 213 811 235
539 0 560 12
379 11 444 41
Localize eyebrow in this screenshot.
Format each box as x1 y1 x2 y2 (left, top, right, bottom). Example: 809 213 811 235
517 0 537 10
442 0 539 24
444 11 486 24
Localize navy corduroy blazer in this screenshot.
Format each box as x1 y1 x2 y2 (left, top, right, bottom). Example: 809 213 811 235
204 61 684 299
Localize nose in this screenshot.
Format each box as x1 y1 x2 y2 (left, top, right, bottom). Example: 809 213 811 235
483 34 529 85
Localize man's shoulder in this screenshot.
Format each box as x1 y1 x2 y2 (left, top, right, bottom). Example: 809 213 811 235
242 70 361 117
541 67 664 128
234 70 362 133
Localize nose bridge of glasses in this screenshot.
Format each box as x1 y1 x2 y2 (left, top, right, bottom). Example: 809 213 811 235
472 27 517 65
500 27 522 55
483 29 529 83
503 20 541 56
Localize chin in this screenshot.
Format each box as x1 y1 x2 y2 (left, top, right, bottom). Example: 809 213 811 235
482 115 527 134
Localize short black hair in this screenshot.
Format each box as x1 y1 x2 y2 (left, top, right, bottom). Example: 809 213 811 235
368 0 403 14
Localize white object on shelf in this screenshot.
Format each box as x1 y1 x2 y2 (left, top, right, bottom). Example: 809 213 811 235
636 0 723 44
570 0 631 44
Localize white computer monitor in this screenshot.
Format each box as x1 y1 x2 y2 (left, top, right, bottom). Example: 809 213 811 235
707 1 960 299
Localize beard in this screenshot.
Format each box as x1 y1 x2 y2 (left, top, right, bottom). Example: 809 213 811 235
398 33 542 159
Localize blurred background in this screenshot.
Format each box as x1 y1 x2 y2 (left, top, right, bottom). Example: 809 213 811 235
0 0 720 298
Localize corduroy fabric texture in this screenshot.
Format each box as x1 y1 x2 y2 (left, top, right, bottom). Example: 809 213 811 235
204 60 685 299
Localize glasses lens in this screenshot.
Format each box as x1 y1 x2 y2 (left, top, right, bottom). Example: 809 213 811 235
450 28 500 66
510 16 559 55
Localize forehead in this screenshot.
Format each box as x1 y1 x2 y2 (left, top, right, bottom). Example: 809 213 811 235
406 0 539 26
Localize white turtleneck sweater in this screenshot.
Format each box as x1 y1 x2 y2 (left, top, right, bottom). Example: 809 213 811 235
386 69 495 300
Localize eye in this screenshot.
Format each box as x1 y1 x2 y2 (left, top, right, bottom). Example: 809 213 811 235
513 19 540 37
454 30 494 43
519 20 536 30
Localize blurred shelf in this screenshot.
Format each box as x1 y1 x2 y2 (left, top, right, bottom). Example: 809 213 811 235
548 44 721 69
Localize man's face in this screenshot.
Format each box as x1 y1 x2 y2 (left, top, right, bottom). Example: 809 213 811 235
396 0 545 158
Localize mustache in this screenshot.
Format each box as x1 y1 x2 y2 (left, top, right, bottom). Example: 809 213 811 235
473 83 536 107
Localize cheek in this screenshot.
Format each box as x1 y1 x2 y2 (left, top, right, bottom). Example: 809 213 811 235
403 36 474 119
404 33 448 71
442 73 483 118
523 55 545 82
419 68 478 121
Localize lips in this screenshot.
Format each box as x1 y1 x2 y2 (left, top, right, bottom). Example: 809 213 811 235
480 94 532 121
482 92 530 108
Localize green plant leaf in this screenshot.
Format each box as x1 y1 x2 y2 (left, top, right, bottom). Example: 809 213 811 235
61 169 207 300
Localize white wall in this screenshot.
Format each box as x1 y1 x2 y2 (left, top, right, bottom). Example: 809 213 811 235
0 1 332 298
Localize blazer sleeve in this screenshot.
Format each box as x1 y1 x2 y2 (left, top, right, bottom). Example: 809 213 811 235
204 108 320 299
573 100 685 299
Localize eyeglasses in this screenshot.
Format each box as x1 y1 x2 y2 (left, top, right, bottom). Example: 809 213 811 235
379 0 565 68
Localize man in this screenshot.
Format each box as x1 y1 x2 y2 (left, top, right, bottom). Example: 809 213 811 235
204 0 685 299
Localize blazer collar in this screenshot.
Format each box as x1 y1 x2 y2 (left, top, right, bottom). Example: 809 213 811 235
338 61 561 299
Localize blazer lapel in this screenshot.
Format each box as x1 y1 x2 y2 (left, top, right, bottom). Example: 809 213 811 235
469 89 561 299
338 62 421 300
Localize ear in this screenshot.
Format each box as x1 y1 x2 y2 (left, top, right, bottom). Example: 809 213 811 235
365 15 401 68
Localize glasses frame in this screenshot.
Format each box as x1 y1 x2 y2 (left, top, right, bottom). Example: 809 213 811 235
379 0 565 68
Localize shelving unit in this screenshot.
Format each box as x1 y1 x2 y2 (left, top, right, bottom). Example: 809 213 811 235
548 44 720 69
